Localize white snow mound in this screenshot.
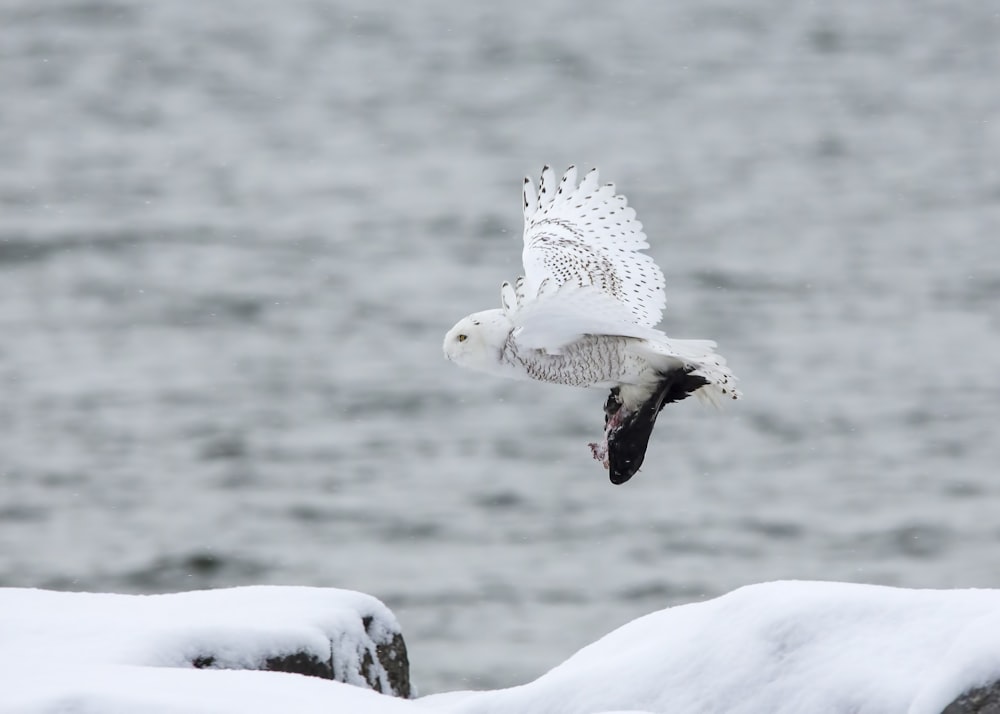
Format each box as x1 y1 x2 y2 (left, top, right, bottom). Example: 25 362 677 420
5 581 1000 713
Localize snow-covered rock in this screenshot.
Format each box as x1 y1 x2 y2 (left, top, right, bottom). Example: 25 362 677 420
425 581 1000 714
6 581 1000 713
3 663 418 714
0 585 411 698
942 682 1000 714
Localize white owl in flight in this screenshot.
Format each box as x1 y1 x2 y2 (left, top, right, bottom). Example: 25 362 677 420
443 165 740 484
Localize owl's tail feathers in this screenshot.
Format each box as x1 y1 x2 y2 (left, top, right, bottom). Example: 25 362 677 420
637 337 742 407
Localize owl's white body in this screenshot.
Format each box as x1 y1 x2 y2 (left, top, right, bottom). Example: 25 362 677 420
444 306 733 411
443 165 739 409
443 165 739 479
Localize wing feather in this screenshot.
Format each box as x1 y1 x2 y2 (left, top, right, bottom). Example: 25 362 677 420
522 177 537 222
555 165 578 203
511 284 665 352
517 166 666 335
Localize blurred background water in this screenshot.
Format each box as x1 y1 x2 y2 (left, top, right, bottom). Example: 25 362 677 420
2 0 999 695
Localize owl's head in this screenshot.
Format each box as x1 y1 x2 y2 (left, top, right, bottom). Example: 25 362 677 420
443 309 513 375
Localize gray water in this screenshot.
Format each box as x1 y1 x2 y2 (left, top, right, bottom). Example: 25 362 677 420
2 0 1000 695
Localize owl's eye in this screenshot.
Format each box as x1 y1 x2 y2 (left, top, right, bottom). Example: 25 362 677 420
457 334 468 342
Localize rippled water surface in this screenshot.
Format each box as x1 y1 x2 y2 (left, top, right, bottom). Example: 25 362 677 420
2 0 1000 694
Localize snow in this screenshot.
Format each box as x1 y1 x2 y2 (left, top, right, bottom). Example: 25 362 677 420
4 665 416 714
0 585 409 712
428 581 1000 714
0 586 399 675
5 581 1000 713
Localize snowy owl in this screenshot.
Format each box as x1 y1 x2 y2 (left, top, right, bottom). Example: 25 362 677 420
443 165 740 484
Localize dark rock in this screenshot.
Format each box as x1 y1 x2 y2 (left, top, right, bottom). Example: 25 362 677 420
265 651 334 680
365 615 412 698
942 682 1000 714
189 613 412 698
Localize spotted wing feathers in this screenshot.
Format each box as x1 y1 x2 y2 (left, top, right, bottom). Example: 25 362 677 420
518 165 667 330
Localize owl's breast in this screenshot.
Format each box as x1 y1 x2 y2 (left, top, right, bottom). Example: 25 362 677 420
504 335 646 388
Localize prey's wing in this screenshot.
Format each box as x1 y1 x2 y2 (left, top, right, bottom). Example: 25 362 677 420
518 165 666 326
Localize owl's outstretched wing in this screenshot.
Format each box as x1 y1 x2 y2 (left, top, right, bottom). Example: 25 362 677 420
500 165 667 351
501 281 664 351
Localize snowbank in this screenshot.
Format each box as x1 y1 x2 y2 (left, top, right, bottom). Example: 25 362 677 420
3 664 416 714
0 585 411 699
5 581 1000 713
427 581 1000 714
